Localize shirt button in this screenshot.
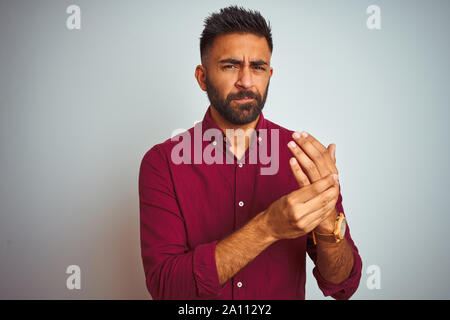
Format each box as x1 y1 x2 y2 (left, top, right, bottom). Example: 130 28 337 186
258 136 262 143
238 201 244 207
238 163 243 168
237 281 243 288
212 141 217 146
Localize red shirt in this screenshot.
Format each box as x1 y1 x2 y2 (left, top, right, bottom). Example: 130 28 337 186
139 106 362 300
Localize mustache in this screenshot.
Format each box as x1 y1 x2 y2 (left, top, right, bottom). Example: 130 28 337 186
227 91 259 101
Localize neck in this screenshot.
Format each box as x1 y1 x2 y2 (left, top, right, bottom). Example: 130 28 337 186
209 105 260 160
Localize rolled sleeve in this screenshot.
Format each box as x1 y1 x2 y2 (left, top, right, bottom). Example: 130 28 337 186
139 144 223 299
193 240 222 298
306 192 363 300
311 233 363 300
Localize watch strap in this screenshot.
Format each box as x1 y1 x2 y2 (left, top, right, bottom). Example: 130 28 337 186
312 212 345 245
312 231 339 245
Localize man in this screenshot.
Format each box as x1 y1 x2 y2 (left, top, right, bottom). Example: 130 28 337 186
139 5 362 300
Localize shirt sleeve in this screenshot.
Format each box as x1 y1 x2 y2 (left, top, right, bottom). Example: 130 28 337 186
306 191 363 300
139 144 223 299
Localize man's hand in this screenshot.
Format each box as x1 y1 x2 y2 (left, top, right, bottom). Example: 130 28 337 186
263 173 340 241
283 131 355 285
287 131 339 234
214 132 347 286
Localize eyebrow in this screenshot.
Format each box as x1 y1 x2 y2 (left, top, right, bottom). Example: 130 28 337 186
218 58 268 66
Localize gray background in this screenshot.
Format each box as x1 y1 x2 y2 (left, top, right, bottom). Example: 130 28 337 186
1 0 449 299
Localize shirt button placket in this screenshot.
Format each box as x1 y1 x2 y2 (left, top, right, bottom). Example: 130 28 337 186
234 161 245 299
234 279 243 299
237 163 244 208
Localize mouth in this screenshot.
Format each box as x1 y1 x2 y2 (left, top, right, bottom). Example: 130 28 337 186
234 97 255 102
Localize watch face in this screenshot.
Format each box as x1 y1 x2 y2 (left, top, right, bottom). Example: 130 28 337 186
340 218 347 238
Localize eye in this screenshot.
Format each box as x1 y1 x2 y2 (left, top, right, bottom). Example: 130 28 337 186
254 66 266 70
223 65 237 69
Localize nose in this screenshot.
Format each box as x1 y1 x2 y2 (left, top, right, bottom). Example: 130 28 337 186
235 65 254 90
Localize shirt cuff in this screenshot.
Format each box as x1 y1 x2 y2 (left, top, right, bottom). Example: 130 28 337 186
192 240 223 298
312 248 363 300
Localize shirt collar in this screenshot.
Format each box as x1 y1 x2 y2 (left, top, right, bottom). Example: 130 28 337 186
200 105 268 163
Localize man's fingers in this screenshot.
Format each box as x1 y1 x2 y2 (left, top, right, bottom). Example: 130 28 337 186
300 183 339 217
301 200 337 232
292 131 338 175
304 134 338 174
291 132 329 178
287 140 321 182
289 173 338 204
300 131 329 154
289 157 310 188
328 144 336 164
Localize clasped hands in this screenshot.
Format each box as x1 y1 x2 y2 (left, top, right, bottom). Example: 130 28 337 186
264 131 340 241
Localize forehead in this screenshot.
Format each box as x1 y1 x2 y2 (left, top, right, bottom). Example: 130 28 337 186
209 32 271 62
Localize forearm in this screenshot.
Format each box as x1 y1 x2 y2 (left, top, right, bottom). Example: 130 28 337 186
215 210 276 286
316 238 354 284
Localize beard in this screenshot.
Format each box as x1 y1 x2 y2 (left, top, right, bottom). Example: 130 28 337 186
205 74 270 125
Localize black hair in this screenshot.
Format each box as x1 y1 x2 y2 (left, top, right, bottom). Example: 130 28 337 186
199 5 273 65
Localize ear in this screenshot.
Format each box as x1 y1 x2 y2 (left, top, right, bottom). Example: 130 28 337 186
195 65 207 91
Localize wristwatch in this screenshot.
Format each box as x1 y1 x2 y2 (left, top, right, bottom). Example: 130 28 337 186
312 212 346 245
